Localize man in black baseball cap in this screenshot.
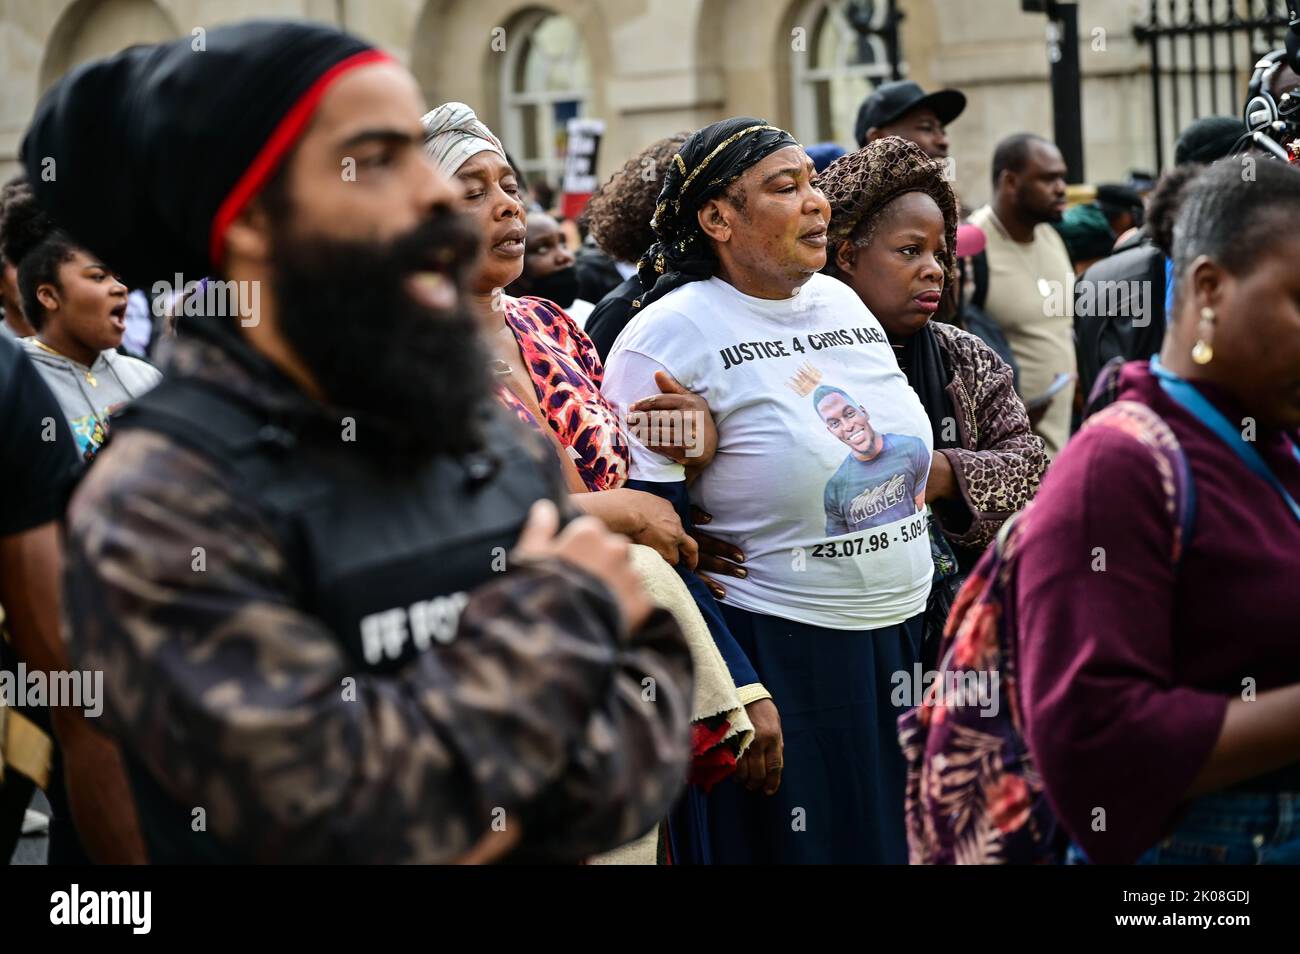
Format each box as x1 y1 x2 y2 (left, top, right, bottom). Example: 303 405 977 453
853 79 966 159
1094 182 1145 237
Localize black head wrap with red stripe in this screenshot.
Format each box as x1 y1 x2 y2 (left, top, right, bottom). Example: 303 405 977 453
21 20 388 288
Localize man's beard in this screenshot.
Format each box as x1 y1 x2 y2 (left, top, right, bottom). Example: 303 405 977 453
1028 197 1063 224
269 210 491 461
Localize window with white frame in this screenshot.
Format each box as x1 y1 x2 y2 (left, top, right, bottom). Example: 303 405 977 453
501 10 591 196
791 0 901 147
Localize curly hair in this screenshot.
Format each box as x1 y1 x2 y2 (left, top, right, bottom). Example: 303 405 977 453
0 175 48 267
818 136 958 287
583 132 689 265
0 177 78 331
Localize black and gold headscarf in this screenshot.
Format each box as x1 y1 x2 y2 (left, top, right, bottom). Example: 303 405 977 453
635 117 798 309
818 136 959 288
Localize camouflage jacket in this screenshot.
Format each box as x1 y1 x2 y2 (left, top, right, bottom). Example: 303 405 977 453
62 325 693 863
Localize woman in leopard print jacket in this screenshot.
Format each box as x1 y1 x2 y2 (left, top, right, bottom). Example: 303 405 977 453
819 137 1047 567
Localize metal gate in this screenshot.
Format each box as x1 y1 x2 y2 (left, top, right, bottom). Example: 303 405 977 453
1134 0 1293 170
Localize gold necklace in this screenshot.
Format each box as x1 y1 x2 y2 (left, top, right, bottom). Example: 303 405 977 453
33 339 97 385
491 322 517 375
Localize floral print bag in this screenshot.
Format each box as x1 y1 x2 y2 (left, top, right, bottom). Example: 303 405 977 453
897 400 1195 864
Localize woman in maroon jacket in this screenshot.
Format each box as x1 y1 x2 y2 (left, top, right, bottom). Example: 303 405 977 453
1016 158 1300 864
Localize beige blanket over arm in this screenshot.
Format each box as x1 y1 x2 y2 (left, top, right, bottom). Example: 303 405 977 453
588 544 752 865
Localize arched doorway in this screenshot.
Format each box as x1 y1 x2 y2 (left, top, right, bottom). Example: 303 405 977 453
789 0 902 146
498 7 592 194
39 0 177 93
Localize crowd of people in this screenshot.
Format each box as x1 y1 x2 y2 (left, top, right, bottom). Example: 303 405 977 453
1 17 1299 866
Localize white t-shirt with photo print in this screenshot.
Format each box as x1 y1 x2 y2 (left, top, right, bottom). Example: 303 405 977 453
602 273 934 631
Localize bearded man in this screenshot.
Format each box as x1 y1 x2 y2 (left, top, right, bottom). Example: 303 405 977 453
24 20 692 864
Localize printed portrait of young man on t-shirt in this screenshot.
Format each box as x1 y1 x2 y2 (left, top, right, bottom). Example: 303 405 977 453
814 384 930 537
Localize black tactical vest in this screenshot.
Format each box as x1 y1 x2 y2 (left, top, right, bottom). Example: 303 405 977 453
107 374 566 862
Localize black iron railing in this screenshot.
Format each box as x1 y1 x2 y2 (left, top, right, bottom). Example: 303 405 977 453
1135 0 1292 170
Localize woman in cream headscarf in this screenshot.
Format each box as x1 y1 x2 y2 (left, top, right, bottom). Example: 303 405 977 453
421 102 509 182
421 103 713 562
423 106 756 857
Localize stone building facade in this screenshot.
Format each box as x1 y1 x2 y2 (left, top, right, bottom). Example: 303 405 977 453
0 0 1252 209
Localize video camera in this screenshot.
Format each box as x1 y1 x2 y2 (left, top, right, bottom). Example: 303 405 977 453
1237 5 1300 161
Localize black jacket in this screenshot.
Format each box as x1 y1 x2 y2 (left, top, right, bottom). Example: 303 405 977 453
62 318 694 863
1073 240 1168 401
584 274 643 362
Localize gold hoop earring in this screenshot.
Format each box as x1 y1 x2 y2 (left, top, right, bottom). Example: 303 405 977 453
1192 306 1216 365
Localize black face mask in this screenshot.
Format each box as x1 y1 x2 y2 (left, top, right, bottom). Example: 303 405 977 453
269 208 491 461
524 265 580 309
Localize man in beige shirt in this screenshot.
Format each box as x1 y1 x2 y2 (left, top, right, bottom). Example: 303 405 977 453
969 134 1075 457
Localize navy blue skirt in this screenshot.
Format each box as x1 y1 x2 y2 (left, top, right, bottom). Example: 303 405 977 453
670 604 924 864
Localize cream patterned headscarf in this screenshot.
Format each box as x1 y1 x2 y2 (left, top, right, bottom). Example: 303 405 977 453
420 102 507 178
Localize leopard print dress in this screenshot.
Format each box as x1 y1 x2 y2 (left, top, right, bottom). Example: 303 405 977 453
495 295 629 492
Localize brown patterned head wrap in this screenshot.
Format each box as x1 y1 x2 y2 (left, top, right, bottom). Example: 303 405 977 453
818 136 958 286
